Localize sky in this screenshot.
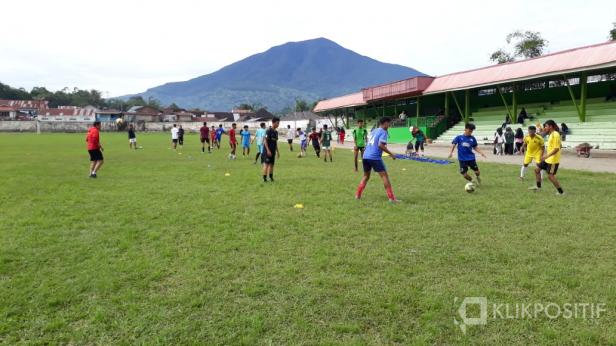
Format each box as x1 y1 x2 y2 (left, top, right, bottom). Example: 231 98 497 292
2 0 615 97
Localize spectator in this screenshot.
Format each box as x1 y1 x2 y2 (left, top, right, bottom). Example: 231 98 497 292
504 127 515 155
339 127 346 145
514 127 524 154
494 127 505 155
502 114 511 128
560 123 569 141
517 107 529 124
399 111 407 123
411 126 427 156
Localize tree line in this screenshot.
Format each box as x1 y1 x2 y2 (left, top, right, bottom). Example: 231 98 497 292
0 82 171 111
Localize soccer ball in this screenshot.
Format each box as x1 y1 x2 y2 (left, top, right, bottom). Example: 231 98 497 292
465 182 476 193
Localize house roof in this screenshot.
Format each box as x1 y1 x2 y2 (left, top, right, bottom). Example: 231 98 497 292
424 40 616 94
0 99 49 109
38 108 96 117
126 105 160 115
313 92 367 113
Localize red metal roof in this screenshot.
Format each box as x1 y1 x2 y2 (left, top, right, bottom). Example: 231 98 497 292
0 99 49 109
425 40 616 94
362 76 434 101
313 92 366 113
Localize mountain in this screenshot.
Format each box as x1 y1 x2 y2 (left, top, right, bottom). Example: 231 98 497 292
130 38 426 112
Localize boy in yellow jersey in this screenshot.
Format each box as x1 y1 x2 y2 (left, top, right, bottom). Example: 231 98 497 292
530 120 564 195
519 125 544 180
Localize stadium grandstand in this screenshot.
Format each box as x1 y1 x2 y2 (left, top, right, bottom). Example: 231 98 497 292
314 40 616 149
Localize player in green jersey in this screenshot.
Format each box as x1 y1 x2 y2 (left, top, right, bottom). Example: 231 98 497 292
352 119 368 172
320 124 333 162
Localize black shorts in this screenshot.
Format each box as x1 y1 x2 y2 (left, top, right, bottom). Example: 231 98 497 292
200 137 210 144
312 143 320 150
459 160 479 174
537 161 559 175
261 153 276 165
178 138 184 145
88 149 103 161
287 139 293 144
355 146 365 151
172 139 178 144
415 141 425 151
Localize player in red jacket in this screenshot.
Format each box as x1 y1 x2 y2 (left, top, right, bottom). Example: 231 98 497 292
86 121 104 178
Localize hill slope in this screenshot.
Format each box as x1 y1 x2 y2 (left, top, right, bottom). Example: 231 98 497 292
133 38 426 111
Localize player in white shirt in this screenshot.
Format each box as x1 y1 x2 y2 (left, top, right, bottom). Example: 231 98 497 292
297 128 307 158
252 122 267 164
171 124 179 150
286 125 295 151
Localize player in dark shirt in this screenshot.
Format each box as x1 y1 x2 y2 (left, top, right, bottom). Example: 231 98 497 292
128 124 137 150
308 128 321 158
262 117 280 182
178 125 185 147
199 122 210 153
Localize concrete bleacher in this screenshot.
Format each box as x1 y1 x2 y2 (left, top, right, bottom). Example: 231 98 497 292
436 98 616 150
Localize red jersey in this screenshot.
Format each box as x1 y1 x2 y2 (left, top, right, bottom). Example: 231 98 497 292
229 128 237 143
210 129 216 141
200 126 209 139
86 127 100 150
308 132 320 144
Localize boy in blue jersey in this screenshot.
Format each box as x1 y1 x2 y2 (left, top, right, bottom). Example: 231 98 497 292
215 124 225 149
252 122 267 164
355 117 398 202
240 125 251 157
448 123 487 184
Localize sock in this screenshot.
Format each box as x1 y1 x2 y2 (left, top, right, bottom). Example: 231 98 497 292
263 175 267 182
537 181 542 188
464 175 472 182
355 181 367 198
557 187 564 194
269 173 274 181
541 170 546 180
202 147 204 152
255 153 260 161
520 166 527 177
385 186 396 200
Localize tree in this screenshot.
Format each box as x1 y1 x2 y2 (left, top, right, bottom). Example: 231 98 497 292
294 97 309 112
610 22 616 41
236 103 253 111
489 49 515 64
167 103 182 111
490 30 548 64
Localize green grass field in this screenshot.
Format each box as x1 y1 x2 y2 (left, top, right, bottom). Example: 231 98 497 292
1 132 615 345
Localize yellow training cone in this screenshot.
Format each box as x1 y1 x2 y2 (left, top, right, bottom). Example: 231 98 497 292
224 173 231 176
402 168 407 171
294 203 304 209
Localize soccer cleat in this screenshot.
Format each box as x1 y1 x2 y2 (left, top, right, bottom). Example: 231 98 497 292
528 186 540 191
556 191 566 196
388 199 401 203
89 173 97 178
518 176 524 181
475 176 482 185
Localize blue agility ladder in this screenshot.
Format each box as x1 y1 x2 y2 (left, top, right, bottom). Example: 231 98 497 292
394 154 451 165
